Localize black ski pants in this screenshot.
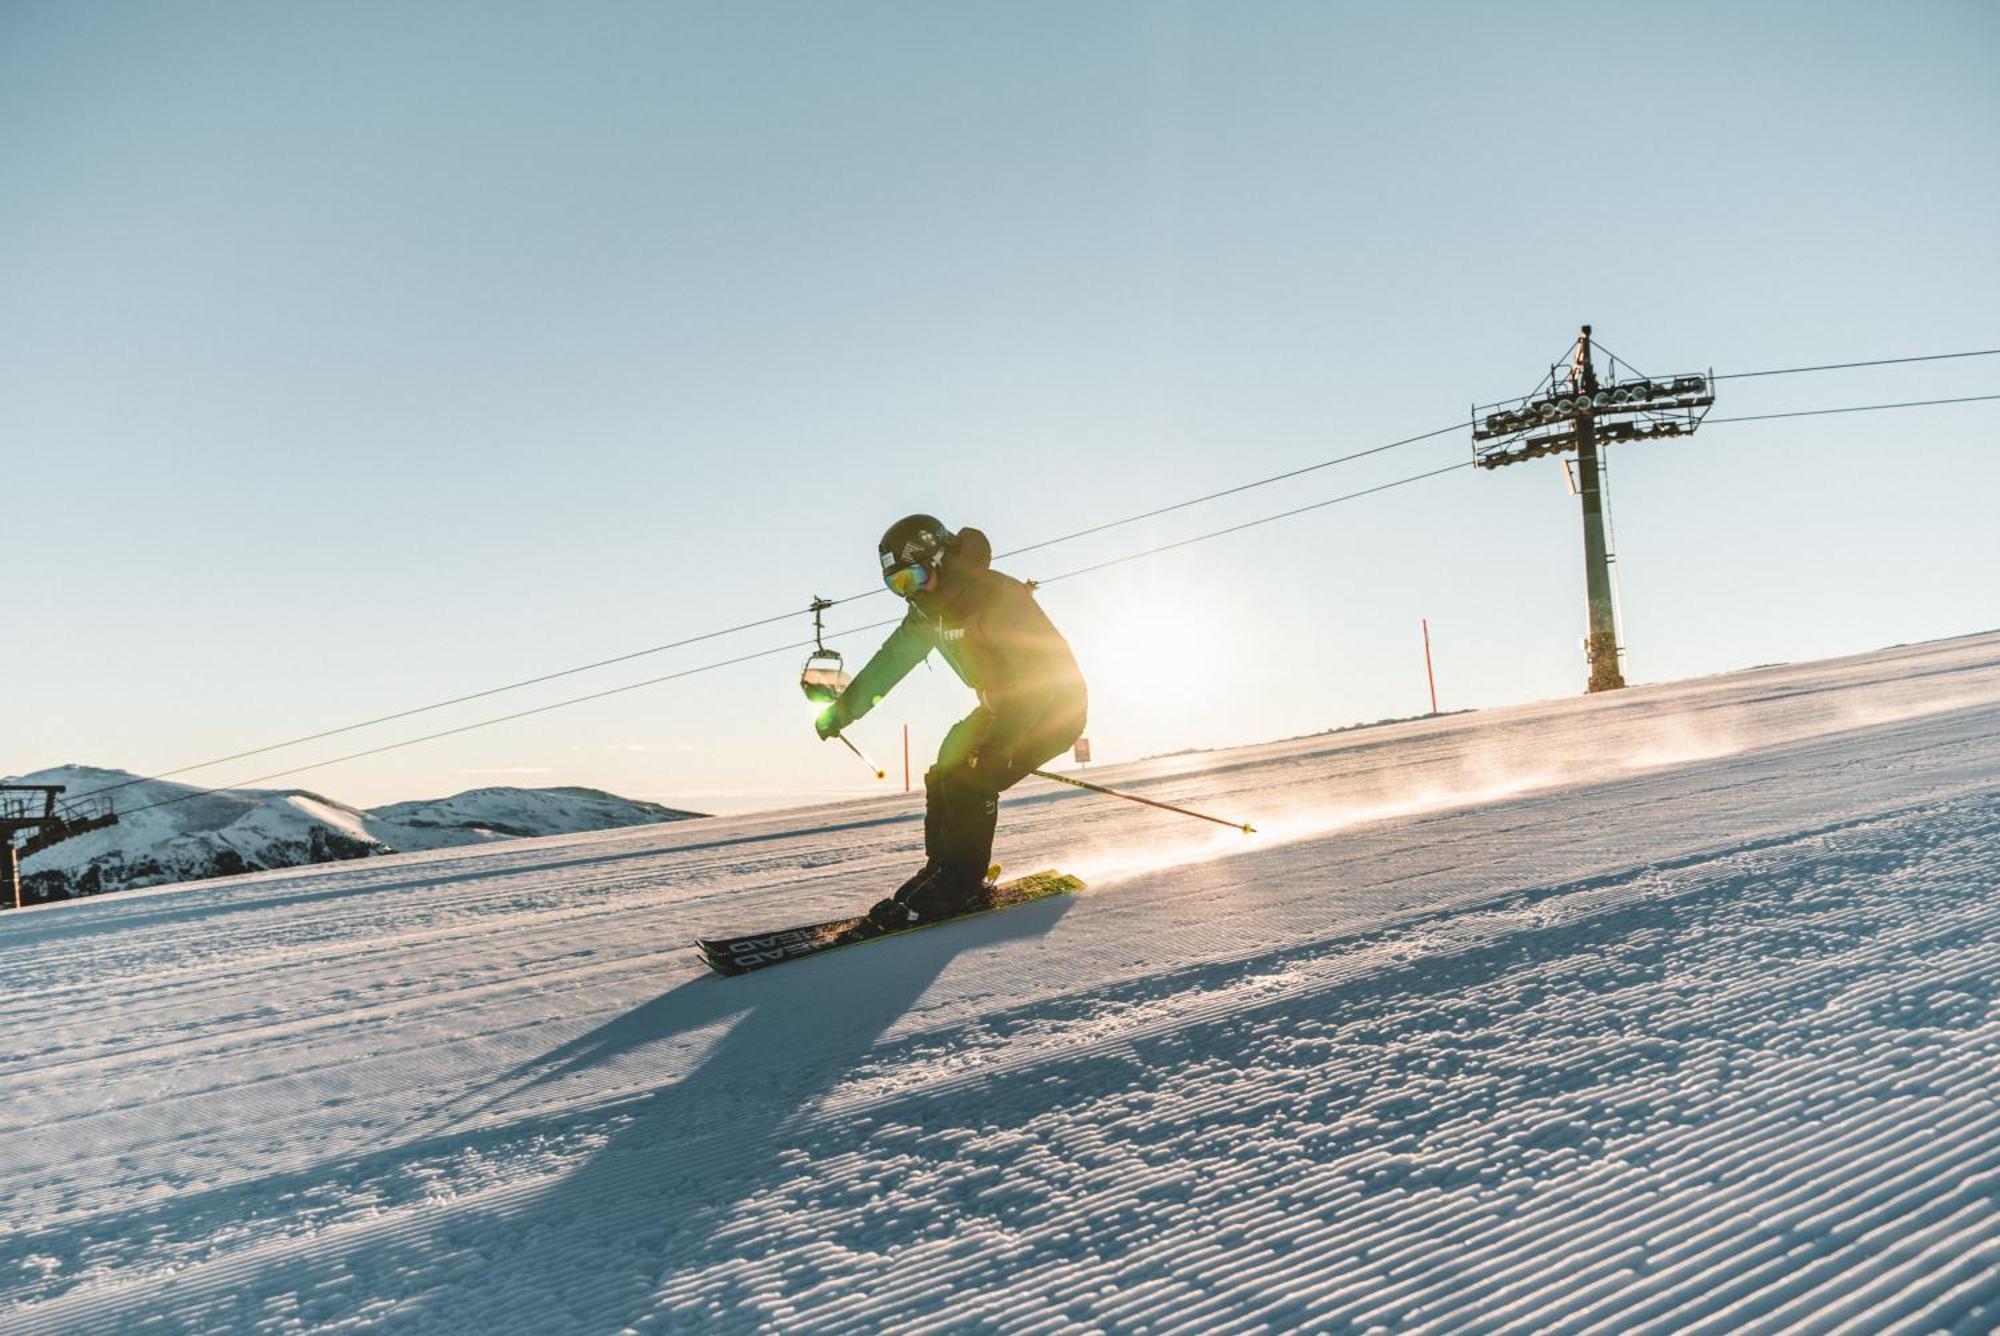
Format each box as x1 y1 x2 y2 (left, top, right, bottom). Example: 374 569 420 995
925 693 1087 887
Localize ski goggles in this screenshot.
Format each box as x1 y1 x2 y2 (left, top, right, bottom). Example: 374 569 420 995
883 563 933 598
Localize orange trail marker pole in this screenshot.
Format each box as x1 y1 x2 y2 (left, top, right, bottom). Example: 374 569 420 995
1423 618 1439 715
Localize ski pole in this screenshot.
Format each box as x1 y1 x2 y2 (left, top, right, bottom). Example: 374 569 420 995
1029 769 1255 834
838 733 887 780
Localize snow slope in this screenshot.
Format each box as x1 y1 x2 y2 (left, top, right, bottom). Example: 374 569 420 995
4 770 702 899
2 633 1998 1333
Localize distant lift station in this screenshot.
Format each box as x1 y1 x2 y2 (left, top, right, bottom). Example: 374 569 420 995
1 784 119 910
1473 325 1714 693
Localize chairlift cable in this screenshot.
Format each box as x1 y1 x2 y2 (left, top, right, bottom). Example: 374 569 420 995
113 460 1488 816
69 356 2000 808
1704 392 2000 424
67 417 1474 804
115 617 908 816
993 420 1470 562
66 605 819 802
1709 348 2000 383
1033 460 1474 588
109 380 2000 816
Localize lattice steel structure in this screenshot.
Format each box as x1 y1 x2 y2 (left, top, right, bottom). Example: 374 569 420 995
1472 325 1714 693
1 784 119 909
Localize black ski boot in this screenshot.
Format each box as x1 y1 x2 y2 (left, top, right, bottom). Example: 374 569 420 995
860 861 941 935
863 896 918 934
899 863 987 920
862 860 986 933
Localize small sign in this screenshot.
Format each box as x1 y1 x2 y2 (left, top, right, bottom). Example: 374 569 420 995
1072 737 1091 765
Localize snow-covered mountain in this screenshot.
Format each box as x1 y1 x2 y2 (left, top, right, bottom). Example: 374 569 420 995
3 766 702 901
369 786 702 843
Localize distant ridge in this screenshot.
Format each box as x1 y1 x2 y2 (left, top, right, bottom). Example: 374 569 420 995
2 766 704 905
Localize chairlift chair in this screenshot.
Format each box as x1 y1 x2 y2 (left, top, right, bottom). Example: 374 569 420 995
800 597 851 705
800 649 850 705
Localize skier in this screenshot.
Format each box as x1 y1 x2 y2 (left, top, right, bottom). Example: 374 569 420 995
816 514 1087 928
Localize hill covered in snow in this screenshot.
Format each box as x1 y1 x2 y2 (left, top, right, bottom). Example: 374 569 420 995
370 786 703 842
2 767 703 901
2 632 1997 1332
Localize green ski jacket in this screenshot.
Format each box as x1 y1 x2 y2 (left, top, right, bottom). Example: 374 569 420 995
831 528 1086 748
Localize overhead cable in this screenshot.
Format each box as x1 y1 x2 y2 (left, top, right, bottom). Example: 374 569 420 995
115 617 906 815
1705 392 2000 424
73 417 1473 803
123 459 1479 815
1036 461 1472 587
1709 348 2000 383
78 350 2000 806
994 422 1469 561
68 605 822 801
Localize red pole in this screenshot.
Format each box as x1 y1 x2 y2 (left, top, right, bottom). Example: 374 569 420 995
1422 618 1439 715
902 724 911 793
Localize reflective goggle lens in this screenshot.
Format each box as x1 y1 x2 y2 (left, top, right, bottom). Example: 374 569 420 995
884 563 930 597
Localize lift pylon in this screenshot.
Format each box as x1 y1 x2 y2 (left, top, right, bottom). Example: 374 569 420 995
1 785 120 910
1471 324 1714 693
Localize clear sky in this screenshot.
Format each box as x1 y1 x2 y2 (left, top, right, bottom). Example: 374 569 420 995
5 1 1997 814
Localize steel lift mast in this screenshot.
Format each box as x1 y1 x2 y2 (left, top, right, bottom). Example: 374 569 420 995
1472 325 1715 693
1 785 119 910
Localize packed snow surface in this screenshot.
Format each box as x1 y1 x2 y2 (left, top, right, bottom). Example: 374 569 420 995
4 634 1999 1334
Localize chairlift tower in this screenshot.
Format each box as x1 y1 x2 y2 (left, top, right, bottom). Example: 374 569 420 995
1 785 119 910
1471 325 1714 693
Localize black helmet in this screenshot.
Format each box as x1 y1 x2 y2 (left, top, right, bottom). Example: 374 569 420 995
879 514 953 596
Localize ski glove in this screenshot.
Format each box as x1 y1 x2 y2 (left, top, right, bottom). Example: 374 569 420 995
815 706 844 741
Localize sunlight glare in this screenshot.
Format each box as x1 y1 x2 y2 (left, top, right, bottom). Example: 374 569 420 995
1070 592 1227 729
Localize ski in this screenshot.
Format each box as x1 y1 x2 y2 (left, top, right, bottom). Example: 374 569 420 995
696 869 1083 976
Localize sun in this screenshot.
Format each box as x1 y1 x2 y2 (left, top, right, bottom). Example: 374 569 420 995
1069 594 1225 723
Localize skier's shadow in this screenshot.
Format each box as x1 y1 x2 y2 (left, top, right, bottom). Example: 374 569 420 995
391 893 1074 1331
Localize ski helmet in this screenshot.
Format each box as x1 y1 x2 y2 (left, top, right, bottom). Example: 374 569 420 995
879 514 953 595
